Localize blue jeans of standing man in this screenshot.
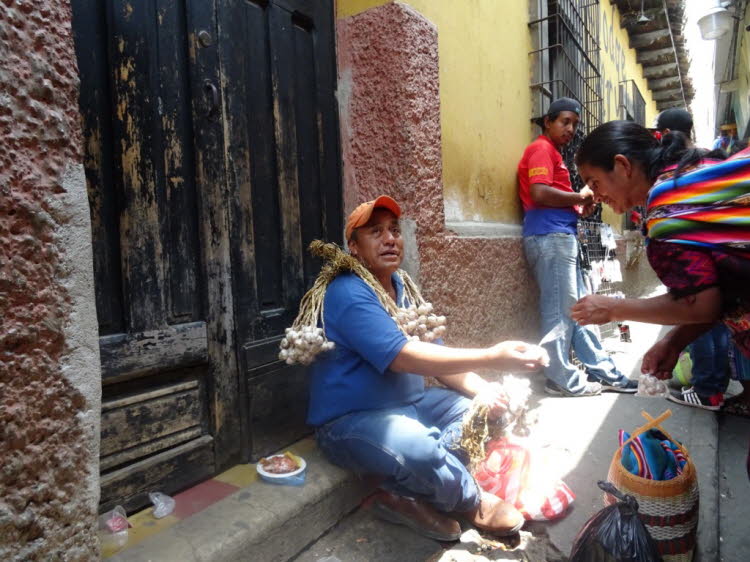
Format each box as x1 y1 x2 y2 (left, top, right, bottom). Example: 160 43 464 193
315 387 479 513
689 323 730 397
523 232 625 394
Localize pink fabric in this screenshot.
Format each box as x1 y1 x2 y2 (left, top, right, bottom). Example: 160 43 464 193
474 438 574 521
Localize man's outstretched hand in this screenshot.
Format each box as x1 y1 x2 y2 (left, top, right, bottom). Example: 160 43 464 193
489 341 549 372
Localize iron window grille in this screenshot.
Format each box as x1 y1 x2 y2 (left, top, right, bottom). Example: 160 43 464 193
529 0 603 138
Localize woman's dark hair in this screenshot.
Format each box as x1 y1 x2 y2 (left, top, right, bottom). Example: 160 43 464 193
575 120 720 182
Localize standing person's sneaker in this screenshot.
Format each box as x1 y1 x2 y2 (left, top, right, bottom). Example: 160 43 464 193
370 490 462 541
667 386 724 411
598 377 638 393
544 380 602 397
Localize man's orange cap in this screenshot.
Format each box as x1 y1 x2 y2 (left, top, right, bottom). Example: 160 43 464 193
345 195 402 241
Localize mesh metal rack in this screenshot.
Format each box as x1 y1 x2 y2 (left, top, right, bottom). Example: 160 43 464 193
577 219 621 341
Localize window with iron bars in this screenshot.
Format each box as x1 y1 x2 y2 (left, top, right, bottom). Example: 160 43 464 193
529 1 622 342
619 79 646 127
529 1 603 134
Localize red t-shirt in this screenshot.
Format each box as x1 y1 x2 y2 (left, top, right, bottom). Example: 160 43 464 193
517 135 575 211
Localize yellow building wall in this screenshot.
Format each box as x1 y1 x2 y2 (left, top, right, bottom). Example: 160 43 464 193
597 0 660 229
598 0 659 125
337 0 660 227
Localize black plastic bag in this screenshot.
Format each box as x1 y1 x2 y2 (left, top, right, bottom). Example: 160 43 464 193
569 481 662 562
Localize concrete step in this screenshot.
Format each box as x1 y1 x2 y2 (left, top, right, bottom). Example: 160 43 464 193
110 437 373 562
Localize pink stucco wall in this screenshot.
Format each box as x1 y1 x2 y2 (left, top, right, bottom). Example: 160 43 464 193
337 2 538 347
1 1 99 558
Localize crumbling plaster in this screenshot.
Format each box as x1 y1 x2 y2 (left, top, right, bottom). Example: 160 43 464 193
1 0 101 559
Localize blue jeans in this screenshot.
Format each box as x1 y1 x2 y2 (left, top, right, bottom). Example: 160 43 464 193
315 387 479 513
523 233 625 394
689 323 729 397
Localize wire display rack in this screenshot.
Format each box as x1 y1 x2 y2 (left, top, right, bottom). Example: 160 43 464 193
577 219 621 341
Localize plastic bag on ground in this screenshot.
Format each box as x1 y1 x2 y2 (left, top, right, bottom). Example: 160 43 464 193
569 481 662 562
635 374 670 398
98 505 129 554
149 491 176 518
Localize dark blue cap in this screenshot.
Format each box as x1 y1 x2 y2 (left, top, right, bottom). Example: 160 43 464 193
547 97 581 116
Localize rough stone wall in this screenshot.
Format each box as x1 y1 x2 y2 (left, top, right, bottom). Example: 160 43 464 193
0 1 101 560
337 2 538 346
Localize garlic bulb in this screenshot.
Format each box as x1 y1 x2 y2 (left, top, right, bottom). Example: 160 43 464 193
279 326 336 365
390 301 447 343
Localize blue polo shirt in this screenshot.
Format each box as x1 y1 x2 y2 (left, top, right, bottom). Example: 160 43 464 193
307 272 424 426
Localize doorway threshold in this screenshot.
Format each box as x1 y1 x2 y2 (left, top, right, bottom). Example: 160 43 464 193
105 437 373 561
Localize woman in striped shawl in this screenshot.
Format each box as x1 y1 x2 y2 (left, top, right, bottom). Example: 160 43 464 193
569 121 750 426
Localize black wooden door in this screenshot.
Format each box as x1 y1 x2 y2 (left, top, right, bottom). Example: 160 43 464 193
72 0 340 510
72 0 227 512
217 0 341 460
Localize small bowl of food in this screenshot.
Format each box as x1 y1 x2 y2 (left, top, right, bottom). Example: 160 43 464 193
256 451 306 485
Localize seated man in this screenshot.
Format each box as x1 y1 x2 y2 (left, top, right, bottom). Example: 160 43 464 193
308 195 548 540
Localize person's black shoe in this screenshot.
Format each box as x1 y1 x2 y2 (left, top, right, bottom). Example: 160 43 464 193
598 377 638 393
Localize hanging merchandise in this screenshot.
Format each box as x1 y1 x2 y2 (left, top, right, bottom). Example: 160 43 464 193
603 258 623 284
590 260 605 289
611 258 623 283
582 269 595 295
600 223 617 251
279 241 446 365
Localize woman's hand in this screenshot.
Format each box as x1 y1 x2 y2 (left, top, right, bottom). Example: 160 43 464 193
571 295 618 325
489 341 549 371
641 337 681 380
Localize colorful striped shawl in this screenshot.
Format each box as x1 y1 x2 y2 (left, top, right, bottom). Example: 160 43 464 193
645 147 750 258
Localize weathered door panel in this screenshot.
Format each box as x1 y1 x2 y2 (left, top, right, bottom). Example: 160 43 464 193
217 0 341 461
73 0 342 507
72 0 220 512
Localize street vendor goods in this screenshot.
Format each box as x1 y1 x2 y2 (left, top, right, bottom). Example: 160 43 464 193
605 410 698 562
279 240 446 365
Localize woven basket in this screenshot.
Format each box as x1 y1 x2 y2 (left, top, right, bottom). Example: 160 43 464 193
604 410 699 562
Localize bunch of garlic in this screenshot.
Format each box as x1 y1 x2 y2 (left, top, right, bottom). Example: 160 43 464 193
278 326 335 365
392 302 447 342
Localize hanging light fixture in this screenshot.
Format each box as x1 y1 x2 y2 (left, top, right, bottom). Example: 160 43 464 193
698 3 733 40
637 0 652 24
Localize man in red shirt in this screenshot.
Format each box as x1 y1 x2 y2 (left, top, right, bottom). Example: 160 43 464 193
518 98 635 396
